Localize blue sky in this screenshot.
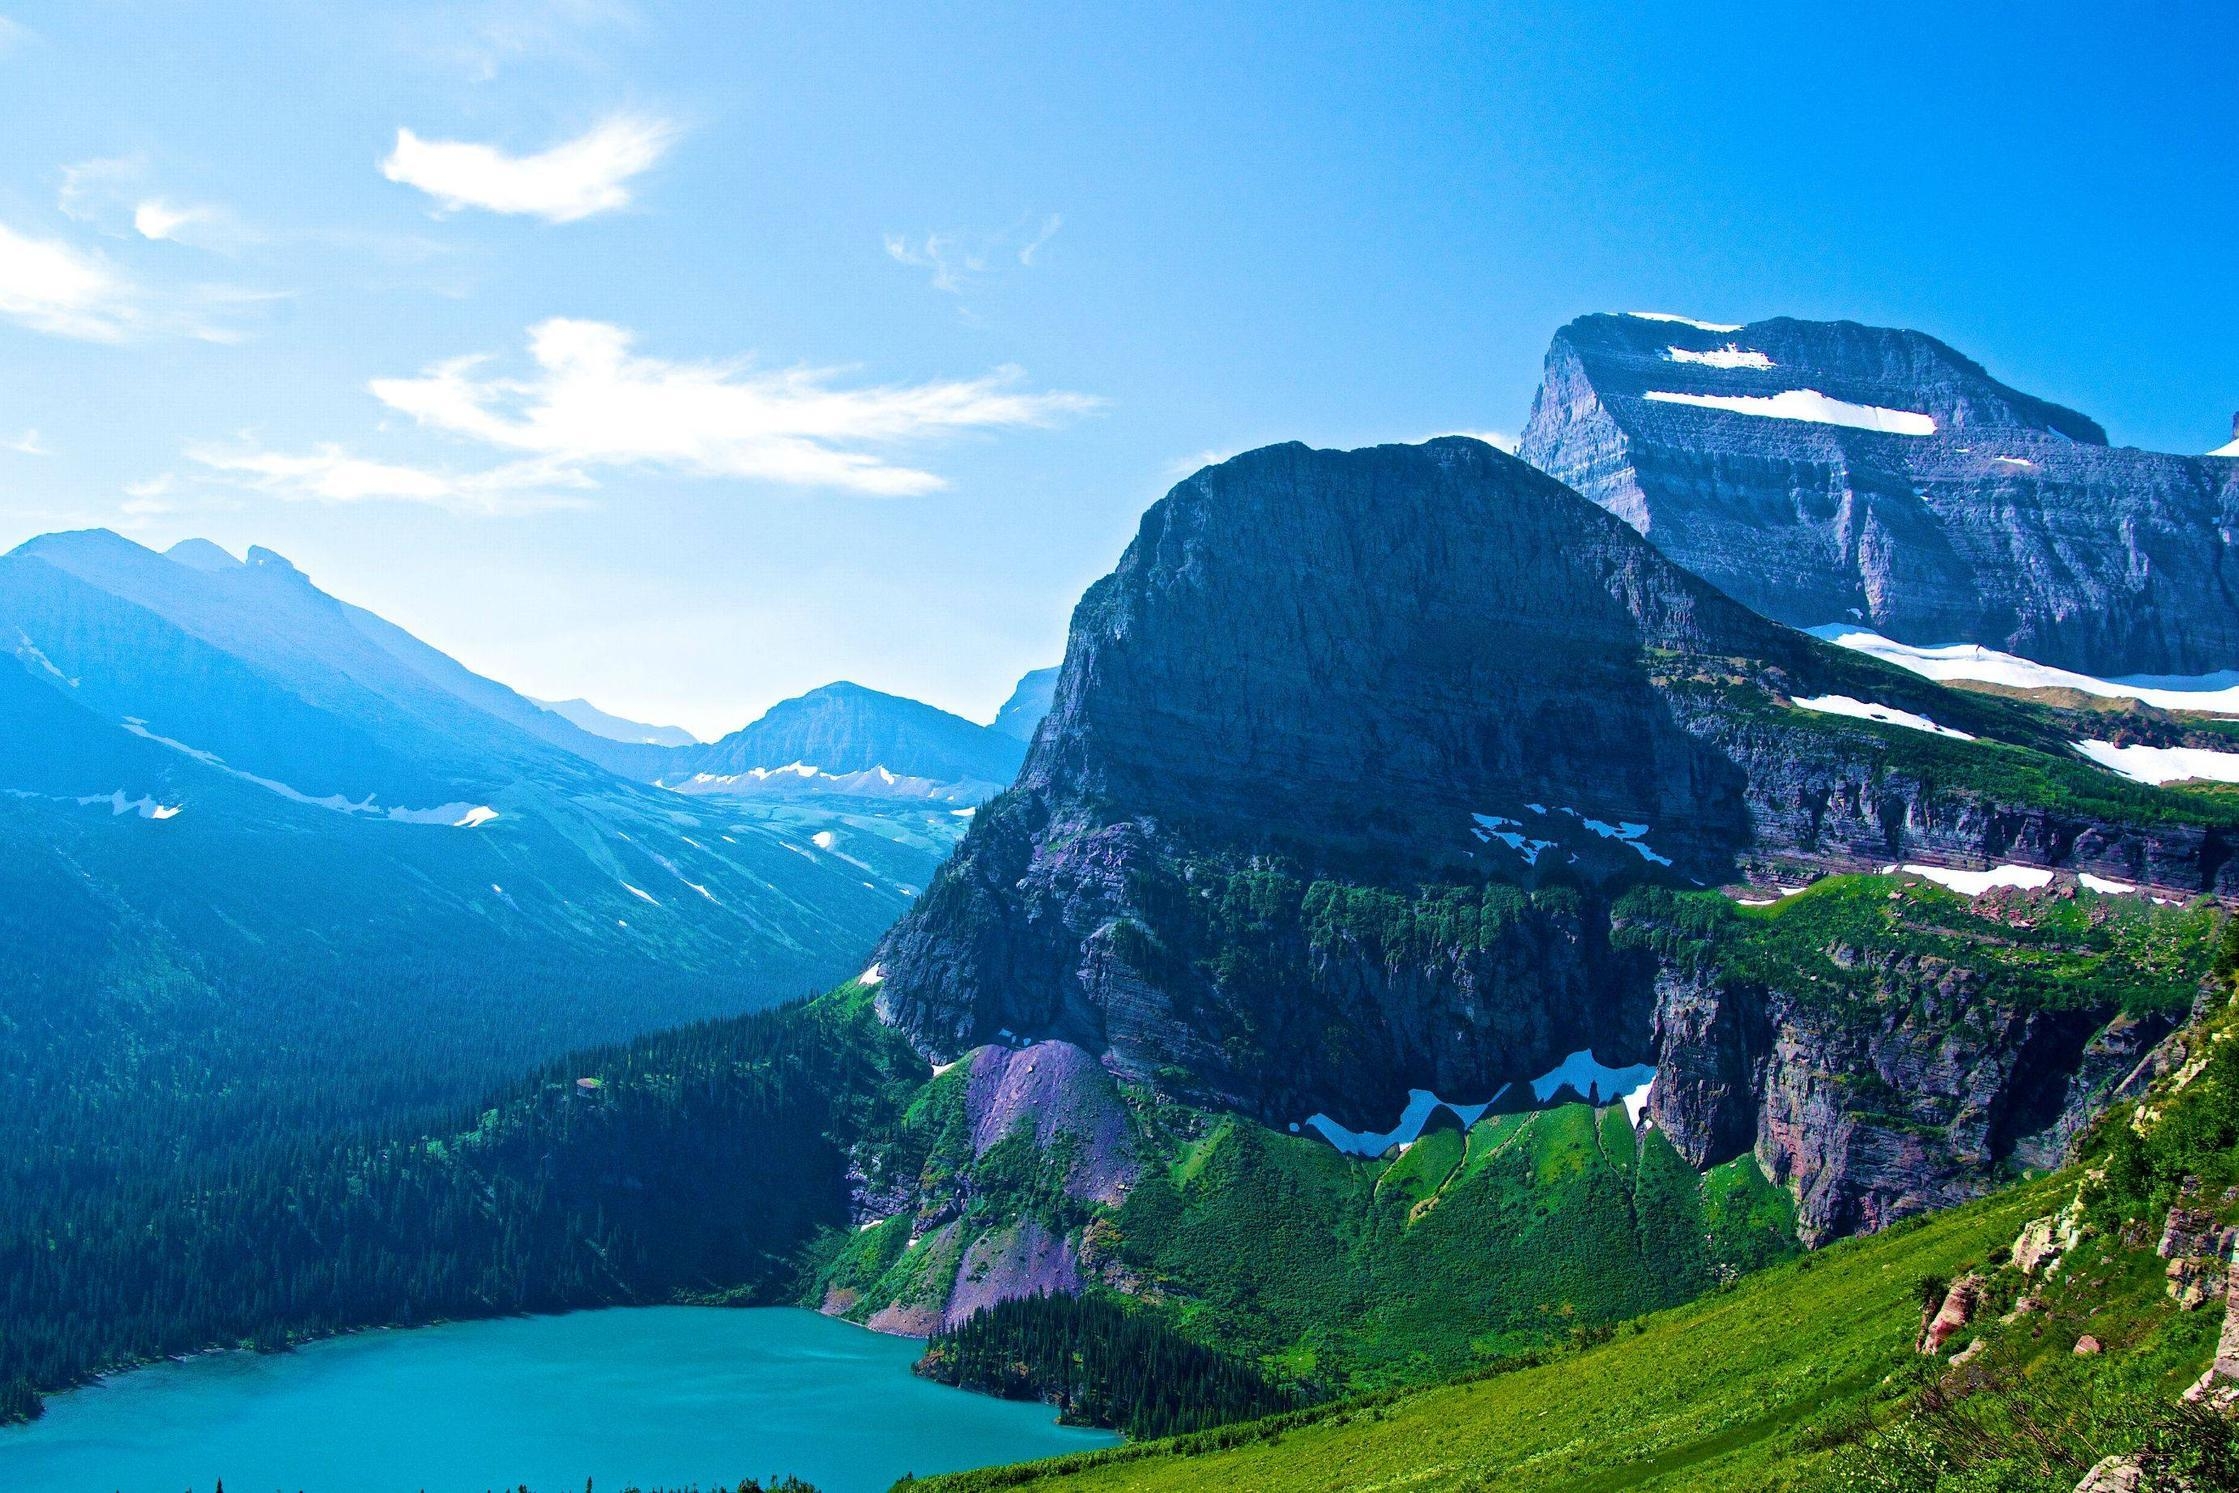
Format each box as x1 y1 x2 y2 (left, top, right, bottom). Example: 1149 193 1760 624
1 1 2233 739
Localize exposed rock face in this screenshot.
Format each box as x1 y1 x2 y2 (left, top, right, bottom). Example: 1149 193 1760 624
1918 1272 1984 1354
941 1218 1083 1330
879 440 2227 1148
1647 957 2170 1245
962 1042 1139 1206
1519 313 2239 677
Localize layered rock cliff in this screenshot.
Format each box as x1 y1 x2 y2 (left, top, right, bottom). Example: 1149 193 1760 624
1518 313 2239 677
873 439 2231 1198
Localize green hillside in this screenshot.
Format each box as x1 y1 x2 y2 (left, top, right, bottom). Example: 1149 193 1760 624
908 953 2239 1493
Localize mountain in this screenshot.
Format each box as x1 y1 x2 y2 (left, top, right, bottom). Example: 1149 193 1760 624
532 695 699 747
0 529 937 1268
11 452 2233 1429
872 438 2234 1240
990 666 1060 741
1517 313 2239 678
661 681 1027 804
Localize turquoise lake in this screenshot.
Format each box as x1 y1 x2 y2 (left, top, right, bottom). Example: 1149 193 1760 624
0 1306 1119 1493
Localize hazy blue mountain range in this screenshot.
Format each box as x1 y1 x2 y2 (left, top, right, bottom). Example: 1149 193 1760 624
532 696 700 748
0 528 971 1238
1519 312 2239 677
656 681 1028 805
990 666 1060 741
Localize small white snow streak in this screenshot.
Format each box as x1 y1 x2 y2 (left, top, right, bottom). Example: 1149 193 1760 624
2078 873 2137 895
1644 388 1936 436
1903 864 2055 896
1667 344 1773 370
621 883 659 905
2073 740 2239 786
858 963 885 986
1791 694 1974 740
1626 311 1743 332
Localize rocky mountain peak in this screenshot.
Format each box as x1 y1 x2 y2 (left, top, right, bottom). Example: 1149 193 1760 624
1518 313 2239 676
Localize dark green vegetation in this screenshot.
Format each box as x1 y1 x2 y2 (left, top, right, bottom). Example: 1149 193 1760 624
1777 695 2239 830
892 947 2239 1493
917 1293 1305 1439
1622 874 2223 1019
0 984 924 1419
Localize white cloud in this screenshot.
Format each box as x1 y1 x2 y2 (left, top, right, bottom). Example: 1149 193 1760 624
0 221 133 340
381 115 677 223
885 212 1064 294
8 427 49 455
1164 447 1238 479
186 441 588 515
365 317 1099 496
0 16 25 55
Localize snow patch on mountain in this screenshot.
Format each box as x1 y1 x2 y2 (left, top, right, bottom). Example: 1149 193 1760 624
1529 1050 1656 1107
1626 311 1743 332
1667 344 1773 370
1902 863 2056 896
1644 388 1937 436
2073 740 2239 786
1810 627 2239 716
1791 694 1974 740
1304 1086 1510 1157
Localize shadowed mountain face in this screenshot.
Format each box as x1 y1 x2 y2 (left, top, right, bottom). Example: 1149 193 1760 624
873 438 2231 1145
1518 313 2239 677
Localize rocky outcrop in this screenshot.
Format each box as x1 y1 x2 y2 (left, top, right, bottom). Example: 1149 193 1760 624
1519 313 2239 678
942 1218 1083 1330
962 1042 1139 1205
1919 1272 1985 1354
1646 954 2163 1245
2158 1180 2238 1310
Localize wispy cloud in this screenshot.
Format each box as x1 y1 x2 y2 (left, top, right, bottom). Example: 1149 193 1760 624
884 212 1064 294
186 441 589 515
1164 447 1238 479
365 317 1099 496
0 15 27 57
0 221 134 340
381 115 677 223
8 428 50 455
407 0 638 80
60 154 258 255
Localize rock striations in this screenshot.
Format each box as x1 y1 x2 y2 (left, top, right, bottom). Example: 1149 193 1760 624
873 438 2232 1242
1519 313 2239 677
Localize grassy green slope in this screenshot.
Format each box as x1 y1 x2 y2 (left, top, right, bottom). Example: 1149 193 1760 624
910 1183 2053 1493
911 951 2239 1493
